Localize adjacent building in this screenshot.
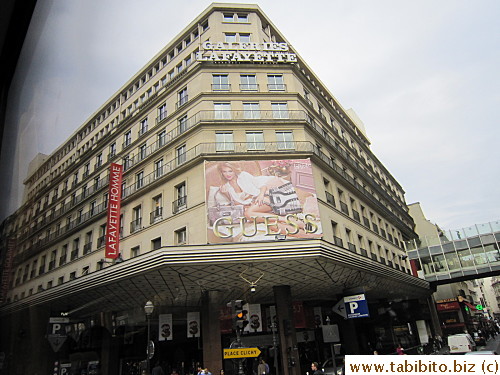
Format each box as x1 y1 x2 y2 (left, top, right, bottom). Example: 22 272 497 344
0 4 431 375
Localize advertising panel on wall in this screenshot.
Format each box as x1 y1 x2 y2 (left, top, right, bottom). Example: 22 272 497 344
205 159 322 243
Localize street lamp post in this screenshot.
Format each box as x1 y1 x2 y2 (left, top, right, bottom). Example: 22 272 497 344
144 300 155 375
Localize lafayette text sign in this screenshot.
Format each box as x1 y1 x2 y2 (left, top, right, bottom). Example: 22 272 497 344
197 41 297 63
105 163 123 259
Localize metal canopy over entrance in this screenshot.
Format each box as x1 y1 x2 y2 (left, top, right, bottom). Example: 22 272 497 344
1 240 430 318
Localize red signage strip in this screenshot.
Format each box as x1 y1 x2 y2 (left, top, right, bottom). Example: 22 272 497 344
0 238 16 302
436 302 460 311
105 163 123 259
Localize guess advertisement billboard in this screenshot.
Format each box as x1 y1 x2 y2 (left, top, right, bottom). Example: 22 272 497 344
205 159 322 243
105 163 123 259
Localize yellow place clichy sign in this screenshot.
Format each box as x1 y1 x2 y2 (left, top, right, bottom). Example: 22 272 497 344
223 348 261 359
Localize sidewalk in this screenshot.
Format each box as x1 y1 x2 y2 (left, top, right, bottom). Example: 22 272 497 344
482 334 500 353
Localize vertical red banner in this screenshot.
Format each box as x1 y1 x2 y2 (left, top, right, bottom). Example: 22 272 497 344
105 163 123 259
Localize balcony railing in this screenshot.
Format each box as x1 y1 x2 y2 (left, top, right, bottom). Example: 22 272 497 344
59 256 67 266
212 84 231 91
130 218 142 233
150 207 163 224
172 196 187 214
268 83 286 91
176 95 189 109
138 126 148 137
83 242 92 255
240 83 259 91
156 113 167 125
97 235 105 248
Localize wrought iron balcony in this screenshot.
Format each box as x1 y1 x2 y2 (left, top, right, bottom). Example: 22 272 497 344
150 207 163 224
239 83 259 91
172 196 187 214
83 242 92 255
130 218 142 233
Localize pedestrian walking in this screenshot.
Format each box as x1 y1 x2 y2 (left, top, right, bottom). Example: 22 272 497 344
152 362 165 375
311 362 324 375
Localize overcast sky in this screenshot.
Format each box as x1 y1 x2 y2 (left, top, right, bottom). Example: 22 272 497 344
1 0 499 231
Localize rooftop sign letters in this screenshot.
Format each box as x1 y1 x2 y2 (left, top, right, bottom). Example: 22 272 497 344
197 41 297 63
105 163 123 259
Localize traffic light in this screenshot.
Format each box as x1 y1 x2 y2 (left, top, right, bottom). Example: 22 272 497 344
234 300 248 333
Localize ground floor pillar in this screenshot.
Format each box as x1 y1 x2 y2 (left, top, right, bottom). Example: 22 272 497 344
273 285 301 375
201 290 222 373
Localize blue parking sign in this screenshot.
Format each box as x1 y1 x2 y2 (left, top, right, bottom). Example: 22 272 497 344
344 294 369 319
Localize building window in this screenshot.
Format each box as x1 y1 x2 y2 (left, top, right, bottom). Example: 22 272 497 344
212 74 230 91
175 227 187 245
276 131 294 150
246 131 264 150
176 144 186 165
268 74 285 91
154 159 163 179
216 132 234 152
151 195 163 223
157 130 166 147
136 171 144 189
239 33 251 43
131 246 140 258
58 276 64 285
139 118 148 136
178 115 188 134
174 182 187 213
90 200 96 216
151 237 162 250
83 163 90 178
98 224 106 247
109 142 116 160
131 205 142 233
59 245 68 266
272 102 289 119
139 143 147 160
49 250 57 271
178 87 188 108
71 238 79 261
224 33 237 43
95 153 103 169
214 102 231 119
158 104 167 123
123 131 132 148
69 272 76 281
223 13 248 23
243 102 260 119
240 74 258 91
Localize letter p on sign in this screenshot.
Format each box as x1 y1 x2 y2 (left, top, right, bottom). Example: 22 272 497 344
348 302 358 313
52 324 62 334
